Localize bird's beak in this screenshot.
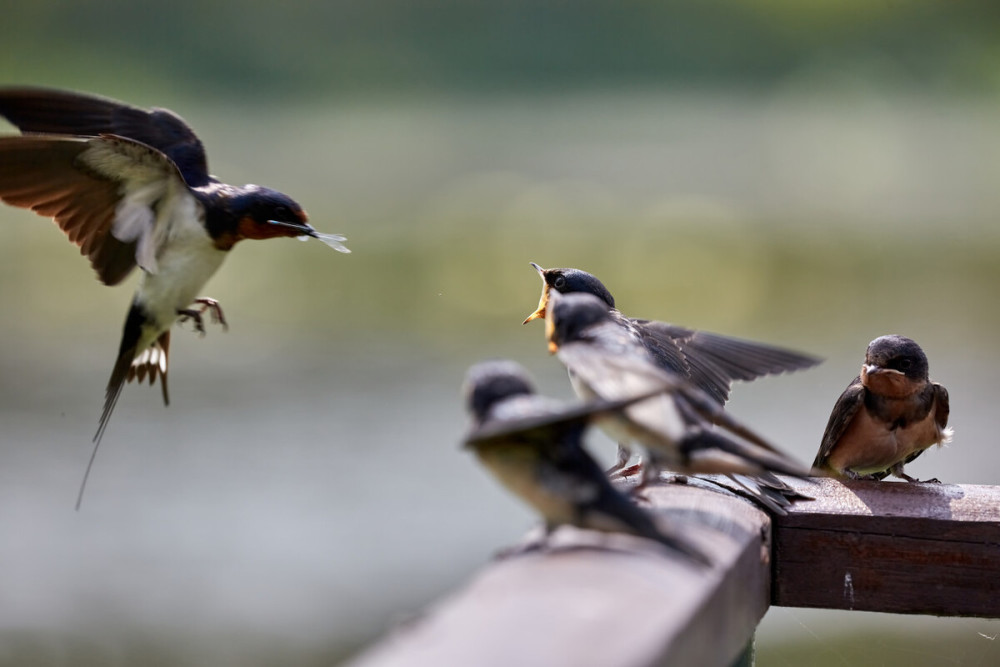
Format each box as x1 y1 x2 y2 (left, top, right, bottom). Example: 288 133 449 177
523 285 550 325
269 220 351 253
268 219 315 235
522 263 549 324
544 291 560 354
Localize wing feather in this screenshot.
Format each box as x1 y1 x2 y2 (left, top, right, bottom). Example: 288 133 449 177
0 134 192 284
813 379 865 469
637 320 821 404
0 87 210 186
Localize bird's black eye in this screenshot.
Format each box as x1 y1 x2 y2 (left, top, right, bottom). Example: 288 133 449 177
897 358 913 371
553 275 567 290
273 206 289 218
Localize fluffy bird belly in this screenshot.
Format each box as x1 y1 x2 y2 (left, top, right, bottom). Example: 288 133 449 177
829 405 944 476
134 234 227 349
477 448 577 525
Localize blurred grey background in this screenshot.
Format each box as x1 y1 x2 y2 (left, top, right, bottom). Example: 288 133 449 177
2 2 999 665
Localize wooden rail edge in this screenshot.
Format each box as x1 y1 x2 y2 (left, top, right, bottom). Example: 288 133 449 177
348 477 1000 667
772 477 1000 617
349 483 772 667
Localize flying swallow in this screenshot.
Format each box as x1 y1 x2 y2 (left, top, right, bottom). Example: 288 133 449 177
0 87 350 507
814 335 951 482
543 291 811 512
463 359 710 564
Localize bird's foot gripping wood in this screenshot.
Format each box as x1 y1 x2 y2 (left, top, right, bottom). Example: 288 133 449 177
605 443 634 476
177 297 228 336
842 469 884 482
890 463 941 484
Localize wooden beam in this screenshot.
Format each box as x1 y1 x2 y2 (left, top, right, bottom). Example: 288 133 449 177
349 484 772 667
772 477 1000 617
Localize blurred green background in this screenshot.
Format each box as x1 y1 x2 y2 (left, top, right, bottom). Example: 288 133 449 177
2 1 999 665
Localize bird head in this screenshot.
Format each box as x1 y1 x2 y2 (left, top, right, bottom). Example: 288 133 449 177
861 334 930 397
522 263 615 324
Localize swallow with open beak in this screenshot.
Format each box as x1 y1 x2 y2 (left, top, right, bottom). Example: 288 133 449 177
544 291 811 512
0 87 350 507
524 264 820 402
523 264 819 473
814 335 951 482
463 359 710 564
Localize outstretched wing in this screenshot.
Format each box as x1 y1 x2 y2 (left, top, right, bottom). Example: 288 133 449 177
637 320 821 405
464 385 672 447
0 87 211 187
0 134 196 284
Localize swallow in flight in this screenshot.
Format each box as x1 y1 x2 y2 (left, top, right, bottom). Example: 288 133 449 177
0 87 350 507
463 359 710 564
814 335 951 483
544 291 811 512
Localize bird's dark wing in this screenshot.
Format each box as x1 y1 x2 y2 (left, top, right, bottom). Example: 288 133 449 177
636 320 821 404
813 379 865 469
540 441 710 564
464 386 670 447
933 383 950 431
901 382 952 469
0 134 195 284
0 87 210 187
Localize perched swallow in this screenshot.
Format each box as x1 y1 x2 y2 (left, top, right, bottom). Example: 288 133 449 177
524 263 819 479
814 335 951 482
524 264 821 404
544 291 811 512
463 360 709 564
0 87 350 507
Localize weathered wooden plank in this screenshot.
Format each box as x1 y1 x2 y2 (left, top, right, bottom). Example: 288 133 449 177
772 477 1000 617
349 484 772 667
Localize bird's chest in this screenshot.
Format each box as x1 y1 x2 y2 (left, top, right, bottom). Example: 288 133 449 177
137 221 227 329
831 394 941 474
477 447 576 523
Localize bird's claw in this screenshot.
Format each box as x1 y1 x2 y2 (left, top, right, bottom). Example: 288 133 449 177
177 298 228 336
193 297 228 331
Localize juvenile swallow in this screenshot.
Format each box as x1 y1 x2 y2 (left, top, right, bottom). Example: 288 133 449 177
524 264 820 404
0 87 350 507
544 291 811 512
523 263 819 478
463 359 709 564
814 335 951 482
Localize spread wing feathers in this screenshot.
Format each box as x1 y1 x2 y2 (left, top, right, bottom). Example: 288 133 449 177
813 379 865 469
0 136 135 284
127 331 171 406
637 320 821 405
464 385 675 447
0 87 211 187
0 134 193 283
